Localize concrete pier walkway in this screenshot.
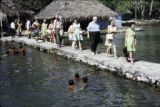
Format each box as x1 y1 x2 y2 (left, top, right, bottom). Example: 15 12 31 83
1 37 160 87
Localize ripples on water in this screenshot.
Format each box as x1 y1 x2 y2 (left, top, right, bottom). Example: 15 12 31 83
0 41 160 107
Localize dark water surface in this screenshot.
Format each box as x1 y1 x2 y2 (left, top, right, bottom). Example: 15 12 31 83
0 41 160 107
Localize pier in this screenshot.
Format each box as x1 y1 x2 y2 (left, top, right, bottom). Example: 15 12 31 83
1 36 160 88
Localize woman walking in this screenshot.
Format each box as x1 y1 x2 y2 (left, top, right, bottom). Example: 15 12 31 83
48 20 56 43
125 23 136 64
41 19 48 41
68 22 75 48
72 20 83 50
105 19 117 58
87 16 100 55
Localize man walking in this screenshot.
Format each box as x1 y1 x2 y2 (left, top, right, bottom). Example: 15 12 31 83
87 16 100 55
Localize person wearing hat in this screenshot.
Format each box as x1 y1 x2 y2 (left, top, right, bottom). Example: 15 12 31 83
87 16 100 55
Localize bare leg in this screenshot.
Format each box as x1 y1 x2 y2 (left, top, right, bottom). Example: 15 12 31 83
78 41 82 50
72 41 76 49
129 52 133 63
106 46 111 56
113 46 117 58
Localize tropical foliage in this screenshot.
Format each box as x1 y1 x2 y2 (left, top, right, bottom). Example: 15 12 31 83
1 0 160 19
100 0 160 19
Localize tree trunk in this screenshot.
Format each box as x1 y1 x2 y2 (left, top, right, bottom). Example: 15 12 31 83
141 5 145 19
149 0 153 17
135 0 138 20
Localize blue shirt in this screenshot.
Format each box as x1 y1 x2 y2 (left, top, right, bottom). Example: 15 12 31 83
87 21 100 32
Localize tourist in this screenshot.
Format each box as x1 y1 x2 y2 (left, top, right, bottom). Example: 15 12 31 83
31 19 40 39
72 19 83 50
87 16 100 55
16 19 22 36
54 15 63 47
10 21 16 38
48 20 56 43
68 21 75 46
105 19 117 58
26 19 31 31
59 15 64 38
68 79 76 92
125 23 136 64
26 19 31 38
41 19 48 41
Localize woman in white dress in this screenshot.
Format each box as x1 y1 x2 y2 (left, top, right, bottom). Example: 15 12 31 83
72 20 83 50
68 22 75 47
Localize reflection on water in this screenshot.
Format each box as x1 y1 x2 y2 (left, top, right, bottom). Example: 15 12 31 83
0 42 160 107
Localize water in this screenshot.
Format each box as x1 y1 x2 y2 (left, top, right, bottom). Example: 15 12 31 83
83 25 160 63
0 42 160 107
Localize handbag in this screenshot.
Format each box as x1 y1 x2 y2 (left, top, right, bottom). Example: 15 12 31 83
123 47 129 58
106 33 113 40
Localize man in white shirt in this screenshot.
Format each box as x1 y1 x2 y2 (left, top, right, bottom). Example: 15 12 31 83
87 16 100 55
26 19 31 31
10 21 16 37
10 22 15 29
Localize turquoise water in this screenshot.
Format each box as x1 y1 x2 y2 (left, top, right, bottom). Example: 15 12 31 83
0 42 160 107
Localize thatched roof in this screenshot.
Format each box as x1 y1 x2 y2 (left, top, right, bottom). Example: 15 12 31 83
0 0 34 16
36 0 118 20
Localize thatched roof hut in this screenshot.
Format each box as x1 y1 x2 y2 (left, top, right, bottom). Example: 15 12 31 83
36 0 118 20
0 0 34 17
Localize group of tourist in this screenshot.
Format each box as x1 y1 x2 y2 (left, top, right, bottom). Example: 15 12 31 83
10 19 23 37
9 15 136 64
27 15 64 48
87 16 136 63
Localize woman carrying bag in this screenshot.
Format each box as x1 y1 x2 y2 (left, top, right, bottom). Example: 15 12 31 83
105 19 117 58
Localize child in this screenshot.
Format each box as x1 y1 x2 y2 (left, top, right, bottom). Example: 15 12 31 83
18 45 27 55
80 76 88 90
68 79 76 92
82 76 88 85
74 73 81 81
